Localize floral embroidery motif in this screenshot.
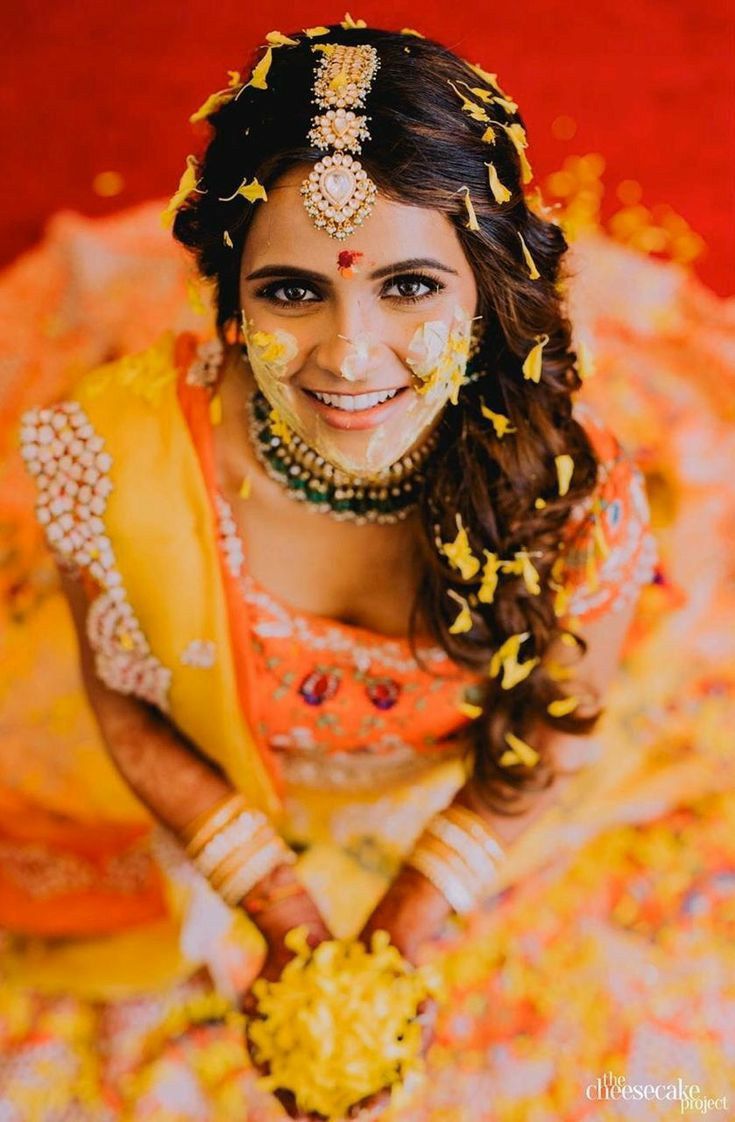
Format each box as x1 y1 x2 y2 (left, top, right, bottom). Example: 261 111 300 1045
215 494 245 578
366 678 401 710
299 669 341 706
180 639 217 668
20 401 172 711
185 337 224 389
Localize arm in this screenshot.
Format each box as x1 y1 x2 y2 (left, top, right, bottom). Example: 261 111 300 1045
58 568 330 950
360 593 639 962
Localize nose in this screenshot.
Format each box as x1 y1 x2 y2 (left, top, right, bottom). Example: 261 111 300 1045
313 308 375 384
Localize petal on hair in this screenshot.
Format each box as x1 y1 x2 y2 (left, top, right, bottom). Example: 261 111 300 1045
246 47 273 90
489 632 528 679
265 31 300 46
465 61 508 97
448 590 473 634
481 126 498 144
547 696 581 717
485 162 512 204
535 497 547 509
500 732 540 768
341 12 367 28
161 154 199 227
492 95 519 114
441 514 481 580
304 25 330 37
189 87 237 123
503 550 542 596
237 178 268 203
518 147 534 186
522 333 549 383
459 186 480 231
447 81 490 122
239 476 252 500
555 454 575 497
459 701 483 719
518 232 541 280
480 403 517 437
223 230 234 248
477 550 501 604
400 27 425 36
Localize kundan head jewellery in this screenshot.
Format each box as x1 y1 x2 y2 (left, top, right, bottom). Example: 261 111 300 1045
301 43 380 239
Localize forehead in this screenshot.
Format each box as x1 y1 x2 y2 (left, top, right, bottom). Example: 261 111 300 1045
241 165 469 271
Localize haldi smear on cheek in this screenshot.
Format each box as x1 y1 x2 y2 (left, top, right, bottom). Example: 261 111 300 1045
340 332 379 381
242 319 306 436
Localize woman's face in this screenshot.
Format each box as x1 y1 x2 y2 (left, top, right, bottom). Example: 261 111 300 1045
239 165 479 478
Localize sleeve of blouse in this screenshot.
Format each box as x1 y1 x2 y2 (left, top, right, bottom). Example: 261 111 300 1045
556 404 660 626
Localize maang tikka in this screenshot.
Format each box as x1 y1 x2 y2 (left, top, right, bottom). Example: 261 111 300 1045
301 44 380 239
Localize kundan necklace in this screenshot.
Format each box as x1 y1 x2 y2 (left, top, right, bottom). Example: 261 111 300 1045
246 387 439 525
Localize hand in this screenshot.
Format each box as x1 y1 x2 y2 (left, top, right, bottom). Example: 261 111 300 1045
358 865 452 966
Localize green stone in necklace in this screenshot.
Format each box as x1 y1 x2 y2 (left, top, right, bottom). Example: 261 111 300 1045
246 388 438 525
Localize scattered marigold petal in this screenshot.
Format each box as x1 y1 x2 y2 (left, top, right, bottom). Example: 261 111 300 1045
500 732 540 767
535 497 547 509
489 632 528 678
465 61 509 97
555 454 575 496
239 476 252 500
478 550 501 604
265 30 300 46
459 701 483 719
458 186 480 231
223 230 234 248
448 590 473 634
485 162 512 204
400 27 425 36
481 125 498 143
547 696 580 717
161 154 199 228
246 47 273 90
480 403 517 437
341 12 367 28
440 514 481 580
492 95 519 114
447 81 490 122
522 333 549 382
219 176 268 204
189 88 237 123
304 25 330 37
518 231 541 279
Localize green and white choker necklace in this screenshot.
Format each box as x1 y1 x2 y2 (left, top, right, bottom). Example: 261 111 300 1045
246 388 439 525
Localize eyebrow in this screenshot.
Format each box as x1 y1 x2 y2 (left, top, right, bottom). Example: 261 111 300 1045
244 257 460 283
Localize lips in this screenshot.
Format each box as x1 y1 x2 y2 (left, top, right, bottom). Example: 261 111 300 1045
301 386 409 431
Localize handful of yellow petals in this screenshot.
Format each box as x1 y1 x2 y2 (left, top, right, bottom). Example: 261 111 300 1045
246 926 442 1121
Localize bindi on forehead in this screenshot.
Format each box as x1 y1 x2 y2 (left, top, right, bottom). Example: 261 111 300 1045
337 250 364 278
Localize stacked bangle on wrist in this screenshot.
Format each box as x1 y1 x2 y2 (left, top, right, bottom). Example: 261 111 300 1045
405 803 507 916
181 792 296 907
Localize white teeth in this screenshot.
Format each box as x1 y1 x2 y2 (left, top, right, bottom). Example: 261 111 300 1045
311 388 399 411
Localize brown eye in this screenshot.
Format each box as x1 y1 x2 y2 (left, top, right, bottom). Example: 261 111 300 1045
257 282 321 306
383 274 445 303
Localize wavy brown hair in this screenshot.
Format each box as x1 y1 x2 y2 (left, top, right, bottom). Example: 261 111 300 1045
173 25 604 815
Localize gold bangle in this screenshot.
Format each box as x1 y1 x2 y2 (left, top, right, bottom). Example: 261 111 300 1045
183 793 250 856
418 834 483 898
406 848 476 915
207 827 277 891
218 841 291 907
193 810 270 876
424 816 504 886
443 804 506 863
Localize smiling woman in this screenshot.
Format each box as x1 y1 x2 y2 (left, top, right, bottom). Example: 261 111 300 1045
7 20 679 1122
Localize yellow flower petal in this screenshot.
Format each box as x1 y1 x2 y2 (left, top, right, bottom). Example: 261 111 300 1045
485 162 512 204
223 230 233 248
478 550 501 604
246 47 273 90
265 30 300 47
518 231 541 280
492 95 519 114
501 655 540 689
480 403 517 437
459 701 483 719
489 631 528 678
547 696 580 717
465 61 508 96
400 27 425 36
341 12 367 28
161 155 199 228
500 731 540 767
189 87 237 123
555 454 575 496
458 186 480 231
268 408 292 442
440 514 481 580
209 394 223 425
448 590 473 634
219 176 268 204
447 81 490 122
517 146 534 186
535 497 547 509
481 125 498 144
522 333 549 382
304 25 330 37
239 476 252 500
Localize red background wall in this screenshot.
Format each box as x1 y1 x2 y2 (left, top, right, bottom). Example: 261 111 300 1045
2 0 732 295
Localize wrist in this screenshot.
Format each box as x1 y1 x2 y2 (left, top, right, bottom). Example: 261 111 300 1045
241 863 328 943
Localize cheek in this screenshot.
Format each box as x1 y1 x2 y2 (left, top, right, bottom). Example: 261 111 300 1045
243 320 301 382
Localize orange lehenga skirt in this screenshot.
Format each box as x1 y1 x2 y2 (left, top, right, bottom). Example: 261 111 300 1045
0 199 733 1120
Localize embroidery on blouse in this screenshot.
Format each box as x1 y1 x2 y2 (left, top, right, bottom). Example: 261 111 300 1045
179 639 217 668
20 401 173 711
185 337 224 390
